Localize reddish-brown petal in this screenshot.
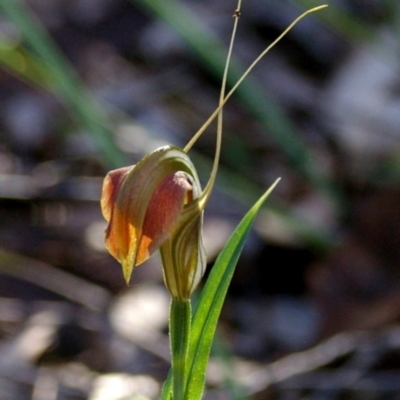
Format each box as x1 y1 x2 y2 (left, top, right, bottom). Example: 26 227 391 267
136 171 194 265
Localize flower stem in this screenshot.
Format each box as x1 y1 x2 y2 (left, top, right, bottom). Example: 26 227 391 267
170 298 192 400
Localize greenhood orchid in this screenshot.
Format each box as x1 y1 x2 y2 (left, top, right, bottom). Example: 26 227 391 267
100 3 328 300
100 2 238 301
101 146 206 300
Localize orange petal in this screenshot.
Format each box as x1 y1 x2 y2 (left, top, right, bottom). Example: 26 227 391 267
101 146 202 284
100 166 132 222
101 166 135 271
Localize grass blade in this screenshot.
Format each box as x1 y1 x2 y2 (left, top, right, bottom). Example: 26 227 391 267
0 0 126 168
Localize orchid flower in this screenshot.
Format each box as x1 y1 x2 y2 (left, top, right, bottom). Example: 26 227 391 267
101 146 205 299
100 3 328 301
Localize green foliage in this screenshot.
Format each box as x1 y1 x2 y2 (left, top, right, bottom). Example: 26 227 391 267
162 179 279 400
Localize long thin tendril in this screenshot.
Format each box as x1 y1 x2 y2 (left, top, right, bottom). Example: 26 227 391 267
198 0 242 206
183 4 328 209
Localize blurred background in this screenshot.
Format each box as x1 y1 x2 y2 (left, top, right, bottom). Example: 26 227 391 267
0 0 400 399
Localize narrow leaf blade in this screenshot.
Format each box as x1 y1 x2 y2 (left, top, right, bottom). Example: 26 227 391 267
185 179 280 400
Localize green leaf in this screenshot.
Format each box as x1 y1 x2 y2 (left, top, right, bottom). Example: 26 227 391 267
184 178 280 400
160 370 173 400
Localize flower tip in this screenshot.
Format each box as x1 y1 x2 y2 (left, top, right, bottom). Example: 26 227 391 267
122 261 133 286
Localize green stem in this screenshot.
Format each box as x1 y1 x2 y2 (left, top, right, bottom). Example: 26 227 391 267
170 298 191 400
